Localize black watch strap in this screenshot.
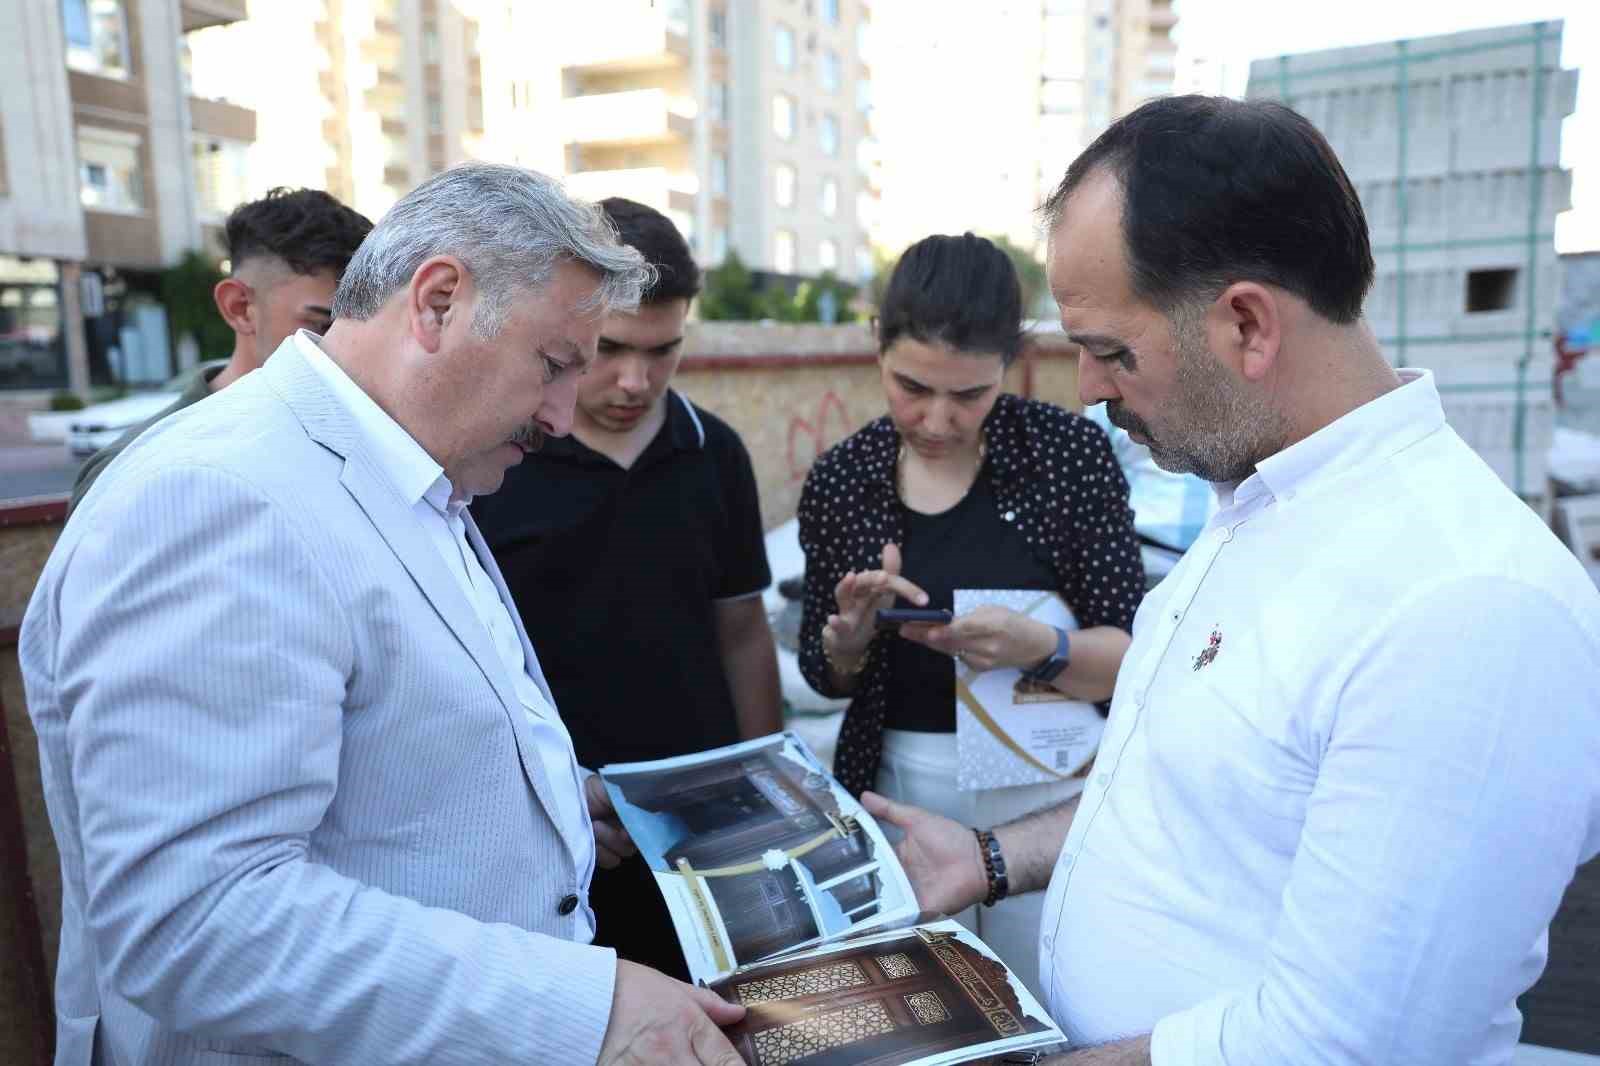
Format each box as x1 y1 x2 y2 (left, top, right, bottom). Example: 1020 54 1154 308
1024 625 1071 683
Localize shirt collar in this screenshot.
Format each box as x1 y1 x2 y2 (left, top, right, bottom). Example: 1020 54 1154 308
293 330 449 508
1235 368 1444 506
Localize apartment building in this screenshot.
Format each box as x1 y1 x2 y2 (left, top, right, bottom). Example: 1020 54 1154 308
1 0 256 398
188 1 875 281
870 0 1177 259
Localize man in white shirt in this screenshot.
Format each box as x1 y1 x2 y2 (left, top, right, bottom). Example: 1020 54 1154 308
864 95 1600 1065
22 163 745 1065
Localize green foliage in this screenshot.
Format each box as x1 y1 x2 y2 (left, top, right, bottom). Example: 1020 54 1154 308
698 251 764 321
159 250 233 360
698 253 861 323
984 234 1052 319
49 391 86 411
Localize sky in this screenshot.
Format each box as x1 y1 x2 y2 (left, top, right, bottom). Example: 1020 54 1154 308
1173 0 1600 252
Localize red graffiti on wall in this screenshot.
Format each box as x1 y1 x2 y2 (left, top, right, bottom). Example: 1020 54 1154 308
787 390 853 481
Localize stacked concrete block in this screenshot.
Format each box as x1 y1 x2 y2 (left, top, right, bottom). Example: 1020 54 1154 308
1247 22 1577 503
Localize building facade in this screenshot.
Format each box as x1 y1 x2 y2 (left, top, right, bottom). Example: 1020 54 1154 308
1 0 255 399
1248 21 1577 505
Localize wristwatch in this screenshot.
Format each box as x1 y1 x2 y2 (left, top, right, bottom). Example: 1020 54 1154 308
1023 625 1070 684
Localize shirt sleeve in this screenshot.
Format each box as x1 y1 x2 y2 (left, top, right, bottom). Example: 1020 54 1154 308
797 456 853 699
1061 419 1144 633
1149 576 1600 1066
712 423 772 599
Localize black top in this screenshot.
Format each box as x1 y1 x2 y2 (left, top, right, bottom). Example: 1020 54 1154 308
886 467 1059 732
798 394 1145 796
471 391 771 768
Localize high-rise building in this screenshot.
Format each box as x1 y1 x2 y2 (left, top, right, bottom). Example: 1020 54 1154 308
188 0 877 280
1247 20 1577 507
1 0 256 399
871 0 1177 260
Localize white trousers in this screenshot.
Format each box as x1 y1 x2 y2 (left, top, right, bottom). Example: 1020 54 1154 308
875 727 1084 1004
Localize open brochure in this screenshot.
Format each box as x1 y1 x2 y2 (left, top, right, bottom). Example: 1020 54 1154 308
601 732 921 985
953 590 1105 792
601 734 1066 1065
708 919 1064 1066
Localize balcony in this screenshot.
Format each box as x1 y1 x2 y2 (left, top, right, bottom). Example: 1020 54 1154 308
560 4 690 74
563 167 699 216
181 0 248 32
561 89 695 148
188 96 255 142
1148 1 1178 32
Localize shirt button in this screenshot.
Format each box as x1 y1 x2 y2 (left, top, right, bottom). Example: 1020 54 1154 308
1062 856 1075 873
1042 934 1054 954
1003 510 1017 522
1095 772 1111 788
557 893 580 916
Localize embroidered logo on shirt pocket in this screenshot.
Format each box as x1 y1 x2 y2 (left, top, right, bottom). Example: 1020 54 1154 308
1192 625 1222 671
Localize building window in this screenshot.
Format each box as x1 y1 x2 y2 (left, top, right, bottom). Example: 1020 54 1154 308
775 229 796 274
823 0 841 25
820 176 838 217
772 93 795 140
819 239 838 272
857 77 872 113
856 246 874 283
855 21 869 62
423 26 441 63
709 80 728 122
428 96 444 131
1466 268 1518 312
62 0 130 78
775 24 795 70
192 138 251 221
711 227 729 265
77 126 144 212
819 50 840 93
774 163 797 207
711 153 728 197
819 113 839 156
708 8 728 49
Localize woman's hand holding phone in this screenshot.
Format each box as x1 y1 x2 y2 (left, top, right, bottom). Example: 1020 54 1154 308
823 543 930 676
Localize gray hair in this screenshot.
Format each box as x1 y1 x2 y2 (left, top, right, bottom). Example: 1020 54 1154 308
331 163 655 335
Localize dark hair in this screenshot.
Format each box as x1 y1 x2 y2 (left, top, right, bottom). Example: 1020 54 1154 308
597 197 701 304
1043 95 1373 324
224 187 373 278
877 233 1024 365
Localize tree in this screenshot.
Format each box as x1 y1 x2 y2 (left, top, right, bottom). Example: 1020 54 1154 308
159 250 233 360
697 251 764 321
985 234 1052 320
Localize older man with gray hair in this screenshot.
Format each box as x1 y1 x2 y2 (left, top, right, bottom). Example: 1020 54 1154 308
22 164 746 1066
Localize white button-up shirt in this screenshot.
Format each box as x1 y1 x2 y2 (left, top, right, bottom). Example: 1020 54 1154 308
297 332 596 936
1038 369 1600 1064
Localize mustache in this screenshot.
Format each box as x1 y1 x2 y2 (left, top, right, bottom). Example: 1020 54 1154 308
1105 402 1153 441
509 420 545 454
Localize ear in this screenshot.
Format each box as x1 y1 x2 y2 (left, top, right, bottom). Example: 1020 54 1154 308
1212 282 1282 383
213 278 254 335
408 255 468 353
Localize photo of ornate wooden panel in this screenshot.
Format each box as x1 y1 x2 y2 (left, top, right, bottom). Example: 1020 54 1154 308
714 930 1054 1066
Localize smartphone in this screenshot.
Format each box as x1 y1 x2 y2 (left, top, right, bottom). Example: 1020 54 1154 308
875 607 954 629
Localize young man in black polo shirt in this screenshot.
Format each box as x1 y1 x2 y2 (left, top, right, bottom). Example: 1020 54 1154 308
472 198 782 978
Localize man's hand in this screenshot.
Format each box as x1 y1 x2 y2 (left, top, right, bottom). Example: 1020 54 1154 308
597 961 747 1065
585 773 636 870
860 791 988 915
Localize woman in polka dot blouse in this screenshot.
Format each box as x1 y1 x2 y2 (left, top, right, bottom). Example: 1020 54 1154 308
797 233 1144 987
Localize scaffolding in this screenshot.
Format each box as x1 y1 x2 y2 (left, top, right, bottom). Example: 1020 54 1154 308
1247 22 1579 506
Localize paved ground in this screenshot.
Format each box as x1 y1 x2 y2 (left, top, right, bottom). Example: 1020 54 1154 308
0 443 78 502
1523 857 1600 1054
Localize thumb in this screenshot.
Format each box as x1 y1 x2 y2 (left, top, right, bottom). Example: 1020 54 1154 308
881 542 901 576
686 983 747 1027
860 789 912 830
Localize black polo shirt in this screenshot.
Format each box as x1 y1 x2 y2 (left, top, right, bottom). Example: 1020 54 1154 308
472 391 771 768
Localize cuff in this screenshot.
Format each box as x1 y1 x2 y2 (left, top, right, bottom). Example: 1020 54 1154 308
530 937 618 1066
1149 992 1231 1066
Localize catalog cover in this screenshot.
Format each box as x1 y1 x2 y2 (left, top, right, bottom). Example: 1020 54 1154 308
708 919 1065 1066
953 590 1104 792
601 732 921 984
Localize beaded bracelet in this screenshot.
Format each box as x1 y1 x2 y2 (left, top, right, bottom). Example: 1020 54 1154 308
975 828 1010 908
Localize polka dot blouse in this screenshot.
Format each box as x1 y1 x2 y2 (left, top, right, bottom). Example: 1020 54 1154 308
797 393 1146 797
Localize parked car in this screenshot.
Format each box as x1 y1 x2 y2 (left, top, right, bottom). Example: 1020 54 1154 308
65 360 227 458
